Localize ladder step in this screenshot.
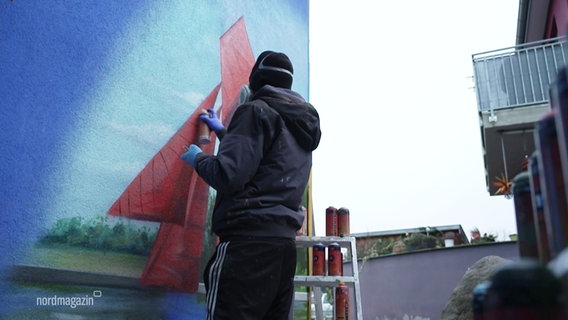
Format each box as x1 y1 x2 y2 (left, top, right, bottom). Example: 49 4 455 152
294 275 357 286
296 236 353 247
294 235 363 320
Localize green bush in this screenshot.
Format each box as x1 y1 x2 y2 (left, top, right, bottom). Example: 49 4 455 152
403 233 439 251
471 233 497 244
40 215 157 255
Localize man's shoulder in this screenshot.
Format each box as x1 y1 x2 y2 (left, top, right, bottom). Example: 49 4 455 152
239 99 279 117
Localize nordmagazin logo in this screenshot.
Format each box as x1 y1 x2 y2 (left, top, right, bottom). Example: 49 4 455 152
36 290 102 309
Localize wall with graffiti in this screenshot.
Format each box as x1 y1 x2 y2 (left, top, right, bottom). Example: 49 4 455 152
0 1 309 318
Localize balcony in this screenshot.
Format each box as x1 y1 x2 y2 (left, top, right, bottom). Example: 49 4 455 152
472 36 567 196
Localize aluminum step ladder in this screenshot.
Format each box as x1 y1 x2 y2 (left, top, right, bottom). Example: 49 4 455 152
294 236 363 320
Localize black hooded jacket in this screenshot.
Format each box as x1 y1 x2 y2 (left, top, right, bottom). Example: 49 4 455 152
194 85 321 239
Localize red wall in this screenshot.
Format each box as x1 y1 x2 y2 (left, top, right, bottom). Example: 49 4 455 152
547 0 568 37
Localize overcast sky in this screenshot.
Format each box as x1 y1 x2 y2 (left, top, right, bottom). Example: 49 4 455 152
308 0 520 240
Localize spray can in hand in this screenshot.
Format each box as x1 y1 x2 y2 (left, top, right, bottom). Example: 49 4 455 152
198 110 212 145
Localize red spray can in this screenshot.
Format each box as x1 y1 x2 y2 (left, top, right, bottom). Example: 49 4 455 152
337 207 350 237
553 67 568 205
482 260 565 319
326 206 337 236
312 243 326 276
512 171 539 259
535 111 568 258
328 242 342 276
528 152 552 263
335 282 349 320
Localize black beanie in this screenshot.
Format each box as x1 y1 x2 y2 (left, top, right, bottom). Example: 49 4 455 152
249 51 294 92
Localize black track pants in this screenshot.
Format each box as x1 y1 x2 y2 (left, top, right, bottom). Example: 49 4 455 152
204 237 297 320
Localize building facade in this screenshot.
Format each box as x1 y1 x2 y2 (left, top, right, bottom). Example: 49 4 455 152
473 0 568 196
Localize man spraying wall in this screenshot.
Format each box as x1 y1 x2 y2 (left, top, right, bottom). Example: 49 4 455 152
181 50 321 319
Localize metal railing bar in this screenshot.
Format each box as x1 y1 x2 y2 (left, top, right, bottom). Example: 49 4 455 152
472 37 567 112
473 36 567 60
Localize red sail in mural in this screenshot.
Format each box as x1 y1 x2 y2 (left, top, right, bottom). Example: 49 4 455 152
108 17 255 292
108 85 220 224
220 17 255 123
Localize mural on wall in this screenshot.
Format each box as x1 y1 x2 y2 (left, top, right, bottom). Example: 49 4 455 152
108 17 255 293
0 0 309 318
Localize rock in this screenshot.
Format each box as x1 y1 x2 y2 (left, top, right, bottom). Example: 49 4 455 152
440 255 511 320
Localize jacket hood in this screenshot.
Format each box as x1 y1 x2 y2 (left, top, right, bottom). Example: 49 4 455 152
253 85 321 151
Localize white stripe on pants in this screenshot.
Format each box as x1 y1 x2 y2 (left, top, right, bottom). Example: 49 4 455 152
206 241 230 320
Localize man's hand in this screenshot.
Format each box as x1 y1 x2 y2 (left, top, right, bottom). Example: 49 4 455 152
181 144 203 168
200 109 224 133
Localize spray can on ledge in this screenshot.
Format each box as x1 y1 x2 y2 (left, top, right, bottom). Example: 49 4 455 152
512 171 539 259
335 282 349 320
312 243 326 276
482 260 565 319
197 109 212 145
472 281 490 320
328 242 342 276
528 152 552 263
535 111 568 258
326 206 338 236
337 207 350 237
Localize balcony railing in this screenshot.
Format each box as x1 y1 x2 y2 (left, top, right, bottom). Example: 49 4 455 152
472 36 567 113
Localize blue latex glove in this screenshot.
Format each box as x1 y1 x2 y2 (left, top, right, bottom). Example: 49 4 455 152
200 109 224 133
181 144 203 168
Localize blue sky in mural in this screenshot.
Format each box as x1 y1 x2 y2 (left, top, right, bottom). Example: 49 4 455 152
45 1 308 228
0 0 308 266
1 0 155 263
